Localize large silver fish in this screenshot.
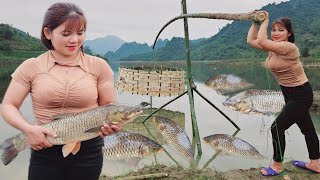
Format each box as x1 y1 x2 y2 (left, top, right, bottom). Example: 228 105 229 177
223 89 284 115
152 116 194 160
204 74 253 94
203 134 265 159
0 104 143 165
103 132 163 163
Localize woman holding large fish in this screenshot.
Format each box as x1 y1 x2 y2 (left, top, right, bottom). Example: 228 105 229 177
247 11 320 176
0 2 128 180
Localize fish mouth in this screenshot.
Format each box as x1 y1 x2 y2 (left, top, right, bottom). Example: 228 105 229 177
222 101 237 110
222 100 234 107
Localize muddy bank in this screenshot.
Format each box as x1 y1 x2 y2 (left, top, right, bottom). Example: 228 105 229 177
99 162 319 180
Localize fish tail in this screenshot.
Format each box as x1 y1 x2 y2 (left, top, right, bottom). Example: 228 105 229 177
0 136 20 165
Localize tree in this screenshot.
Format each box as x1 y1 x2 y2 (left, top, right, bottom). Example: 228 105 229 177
301 47 310 57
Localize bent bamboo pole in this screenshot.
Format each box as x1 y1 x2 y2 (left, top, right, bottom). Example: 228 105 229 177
152 12 266 49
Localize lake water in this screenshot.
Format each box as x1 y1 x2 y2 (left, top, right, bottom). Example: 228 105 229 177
0 60 319 179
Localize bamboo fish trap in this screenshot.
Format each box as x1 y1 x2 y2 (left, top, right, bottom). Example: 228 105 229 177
116 66 185 97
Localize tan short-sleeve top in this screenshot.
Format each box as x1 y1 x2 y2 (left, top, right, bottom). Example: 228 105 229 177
12 51 114 125
265 42 308 87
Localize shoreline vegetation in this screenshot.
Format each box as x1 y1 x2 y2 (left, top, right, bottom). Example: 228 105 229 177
99 162 319 180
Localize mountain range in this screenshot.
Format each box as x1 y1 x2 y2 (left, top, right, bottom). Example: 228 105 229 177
1 0 319 61
84 35 125 55
122 0 320 61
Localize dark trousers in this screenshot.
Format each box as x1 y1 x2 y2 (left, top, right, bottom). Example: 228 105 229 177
271 82 320 162
28 137 103 180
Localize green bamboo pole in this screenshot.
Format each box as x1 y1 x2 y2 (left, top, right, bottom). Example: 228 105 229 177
152 11 265 48
181 0 202 156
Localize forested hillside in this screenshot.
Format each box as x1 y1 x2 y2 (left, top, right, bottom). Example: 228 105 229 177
104 39 169 61
0 24 46 60
123 0 320 61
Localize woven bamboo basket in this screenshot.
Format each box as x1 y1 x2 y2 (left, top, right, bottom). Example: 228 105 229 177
116 66 185 97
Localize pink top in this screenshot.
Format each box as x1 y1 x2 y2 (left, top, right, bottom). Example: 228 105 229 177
12 51 114 125
265 42 308 87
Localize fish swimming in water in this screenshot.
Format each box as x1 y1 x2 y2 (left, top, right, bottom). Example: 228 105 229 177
204 74 253 94
203 134 265 159
152 116 194 160
0 104 143 165
102 132 163 165
223 89 284 115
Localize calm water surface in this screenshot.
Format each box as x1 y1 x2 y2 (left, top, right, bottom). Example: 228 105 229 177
0 60 319 179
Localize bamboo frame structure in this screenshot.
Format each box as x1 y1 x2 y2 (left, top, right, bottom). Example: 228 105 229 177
117 66 185 97
146 5 267 157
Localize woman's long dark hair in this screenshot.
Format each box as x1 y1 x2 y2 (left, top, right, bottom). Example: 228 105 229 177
271 17 295 43
41 3 86 50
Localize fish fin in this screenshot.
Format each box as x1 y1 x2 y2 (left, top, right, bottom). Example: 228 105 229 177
84 127 101 133
125 157 142 167
0 137 20 165
71 142 81 155
62 142 77 157
51 114 72 121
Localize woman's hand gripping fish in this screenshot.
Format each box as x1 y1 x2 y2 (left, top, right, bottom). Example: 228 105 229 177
0 104 143 165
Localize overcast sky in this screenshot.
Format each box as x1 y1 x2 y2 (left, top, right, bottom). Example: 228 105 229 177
0 0 287 45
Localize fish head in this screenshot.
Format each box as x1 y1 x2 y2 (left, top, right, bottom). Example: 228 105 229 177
108 105 143 125
205 76 227 89
203 135 219 148
152 116 170 132
140 140 164 157
223 91 253 113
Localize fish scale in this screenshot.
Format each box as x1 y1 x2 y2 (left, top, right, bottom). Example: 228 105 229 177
102 132 163 160
223 89 285 115
153 116 194 160
205 74 253 93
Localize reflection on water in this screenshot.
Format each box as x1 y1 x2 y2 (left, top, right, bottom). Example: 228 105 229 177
0 60 320 179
